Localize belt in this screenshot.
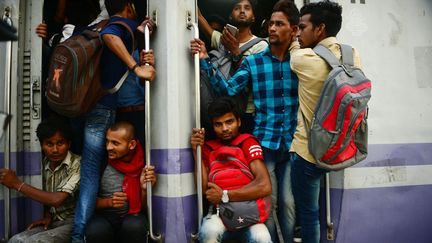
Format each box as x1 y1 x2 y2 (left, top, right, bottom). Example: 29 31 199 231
117 104 145 113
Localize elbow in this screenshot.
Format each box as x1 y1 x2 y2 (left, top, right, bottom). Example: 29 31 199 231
263 184 272 197
50 198 64 208
49 195 67 208
259 181 272 197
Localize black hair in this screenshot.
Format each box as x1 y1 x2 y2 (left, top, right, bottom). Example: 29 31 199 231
66 0 100 29
105 0 133 17
229 0 258 15
272 0 300 25
300 0 342 37
108 121 136 140
208 97 241 122
36 115 73 144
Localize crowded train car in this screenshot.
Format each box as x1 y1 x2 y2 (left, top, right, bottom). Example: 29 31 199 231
0 0 431 242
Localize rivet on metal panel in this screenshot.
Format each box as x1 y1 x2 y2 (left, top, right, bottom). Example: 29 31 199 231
152 10 158 26
186 11 192 29
327 222 335 241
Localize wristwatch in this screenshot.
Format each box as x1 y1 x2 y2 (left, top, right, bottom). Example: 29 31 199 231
231 54 241 62
221 190 229 203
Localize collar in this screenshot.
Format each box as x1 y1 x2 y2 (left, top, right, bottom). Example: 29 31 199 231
263 45 291 61
317 37 339 48
44 151 72 172
262 46 272 57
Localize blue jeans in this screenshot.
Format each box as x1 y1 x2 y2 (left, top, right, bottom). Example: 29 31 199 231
291 153 327 243
262 146 295 243
71 104 116 242
199 214 272 243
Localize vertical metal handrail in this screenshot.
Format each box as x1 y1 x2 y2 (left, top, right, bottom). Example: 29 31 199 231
144 25 162 242
326 173 335 240
2 6 13 241
188 22 202 241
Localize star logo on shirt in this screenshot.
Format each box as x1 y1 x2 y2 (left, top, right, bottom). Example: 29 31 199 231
237 216 245 224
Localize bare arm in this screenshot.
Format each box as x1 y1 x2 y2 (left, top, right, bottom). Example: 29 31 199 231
102 34 156 81
103 34 137 70
197 8 214 41
96 192 128 209
228 159 272 200
0 169 69 208
205 159 272 204
190 128 209 193
140 165 157 210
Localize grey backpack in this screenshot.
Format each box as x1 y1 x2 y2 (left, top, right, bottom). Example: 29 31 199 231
208 37 264 80
200 38 266 137
303 44 372 171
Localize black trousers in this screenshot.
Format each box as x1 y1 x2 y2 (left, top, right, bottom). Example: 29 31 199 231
85 213 149 243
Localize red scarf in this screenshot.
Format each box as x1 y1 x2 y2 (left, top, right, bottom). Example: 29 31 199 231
108 141 144 214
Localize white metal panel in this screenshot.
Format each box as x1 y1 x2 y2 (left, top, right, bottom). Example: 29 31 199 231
336 0 432 144
148 0 196 150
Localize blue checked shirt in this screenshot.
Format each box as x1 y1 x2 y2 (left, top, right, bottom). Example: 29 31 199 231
201 46 299 150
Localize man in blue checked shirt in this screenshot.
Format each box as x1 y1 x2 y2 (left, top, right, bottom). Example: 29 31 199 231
191 1 300 242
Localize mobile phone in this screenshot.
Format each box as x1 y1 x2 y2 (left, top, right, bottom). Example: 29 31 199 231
225 24 238 36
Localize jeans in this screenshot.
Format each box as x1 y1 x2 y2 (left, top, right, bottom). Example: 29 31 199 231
291 153 327 243
262 146 295 243
71 104 116 242
199 214 272 243
85 213 149 243
9 219 72 243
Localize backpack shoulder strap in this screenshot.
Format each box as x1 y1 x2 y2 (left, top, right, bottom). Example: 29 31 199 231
206 133 253 150
205 139 223 151
230 133 254 146
239 37 266 55
108 21 135 50
313 44 340 69
340 44 354 67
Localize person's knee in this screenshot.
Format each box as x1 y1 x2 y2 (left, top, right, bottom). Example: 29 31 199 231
8 233 27 243
85 217 113 242
122 214 149 234
199 215 225 242
119 214 149 242
248 224 272 243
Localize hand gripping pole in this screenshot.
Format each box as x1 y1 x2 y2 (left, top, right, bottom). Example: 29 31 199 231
188 22 203 241
144 25 162 242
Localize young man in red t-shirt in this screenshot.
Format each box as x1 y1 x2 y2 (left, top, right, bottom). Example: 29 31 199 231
191 97 272 242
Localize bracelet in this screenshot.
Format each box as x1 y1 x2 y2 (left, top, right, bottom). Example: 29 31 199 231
129 63 139 72
17 182 25 192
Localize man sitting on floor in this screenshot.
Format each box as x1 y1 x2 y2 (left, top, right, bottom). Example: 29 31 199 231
85 121 156 243
191 97 272 243
1 116 80 243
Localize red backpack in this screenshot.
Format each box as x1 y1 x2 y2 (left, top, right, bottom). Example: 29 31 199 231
46 21 134 117
304 44 371 171
205 134 271 231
